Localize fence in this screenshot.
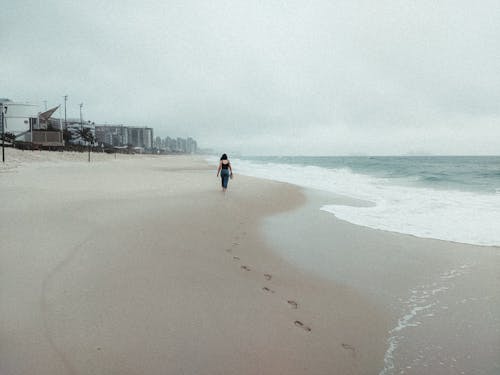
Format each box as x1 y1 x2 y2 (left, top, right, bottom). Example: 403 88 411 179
31 131 64 146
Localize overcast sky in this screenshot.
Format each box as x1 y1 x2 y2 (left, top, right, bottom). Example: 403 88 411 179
1 0 499 155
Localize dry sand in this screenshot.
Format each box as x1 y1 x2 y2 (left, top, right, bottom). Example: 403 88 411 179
0 149 388 375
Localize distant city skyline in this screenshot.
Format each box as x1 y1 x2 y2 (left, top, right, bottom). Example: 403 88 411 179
2 1 499 155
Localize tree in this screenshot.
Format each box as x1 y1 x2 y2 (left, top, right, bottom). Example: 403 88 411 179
76 127 95 162
63 128 74 143
1 132 16 144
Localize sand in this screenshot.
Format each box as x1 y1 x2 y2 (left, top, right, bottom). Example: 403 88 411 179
2 148 498 375
0 148 388 375
264 191 500 375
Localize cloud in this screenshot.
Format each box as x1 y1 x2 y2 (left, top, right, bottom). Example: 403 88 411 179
2 0 499 154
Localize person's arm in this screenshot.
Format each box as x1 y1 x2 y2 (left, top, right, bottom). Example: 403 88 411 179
229 163 233 177
217 161 222 177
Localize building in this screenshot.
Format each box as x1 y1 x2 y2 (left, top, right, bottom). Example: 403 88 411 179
64 119 95 145
37 106 61 130
158 136 197 153
0 99 63 147
127 126 153 149
186 137 197 153
154 136 162 149
95 125 128 147
93 125 154 150
0 99 38 141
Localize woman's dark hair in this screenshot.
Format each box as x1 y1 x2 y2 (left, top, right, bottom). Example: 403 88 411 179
220 153 228 160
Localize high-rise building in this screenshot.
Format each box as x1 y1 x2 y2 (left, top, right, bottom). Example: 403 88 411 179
154 136 162 149
186 137 197 153
95 125 128 147
127 127 154 149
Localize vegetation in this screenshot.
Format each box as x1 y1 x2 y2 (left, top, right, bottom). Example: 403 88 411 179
1 132 16 144
76 127 95 162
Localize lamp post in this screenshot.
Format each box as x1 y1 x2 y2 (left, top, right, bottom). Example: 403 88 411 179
1 105 7 163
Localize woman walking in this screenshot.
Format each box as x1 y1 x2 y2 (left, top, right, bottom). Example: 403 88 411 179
217 153 233 192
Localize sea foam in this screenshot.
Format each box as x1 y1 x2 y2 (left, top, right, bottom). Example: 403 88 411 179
232 158 500 247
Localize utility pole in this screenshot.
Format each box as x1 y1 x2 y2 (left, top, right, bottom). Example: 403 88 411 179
79 103 83 130
63 95 68 129
1 105 6 162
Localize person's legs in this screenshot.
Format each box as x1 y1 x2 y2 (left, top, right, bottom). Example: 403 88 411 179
221 170 229 191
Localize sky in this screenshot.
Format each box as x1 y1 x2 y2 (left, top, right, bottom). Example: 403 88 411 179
1 0 499 155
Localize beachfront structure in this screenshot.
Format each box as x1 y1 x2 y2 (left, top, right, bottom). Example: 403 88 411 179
37 106 61 130
0 99 64 147
162 136 197 153
0 99 38 140
154 136 162 149
95 125 128 147
94 125 197 153
94 125 154 149
127 127 153 149
186 137 197 154
64 119 95 145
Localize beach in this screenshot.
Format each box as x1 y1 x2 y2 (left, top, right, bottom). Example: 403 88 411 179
264 190 500 374
1 149 386 375
1 149 498 375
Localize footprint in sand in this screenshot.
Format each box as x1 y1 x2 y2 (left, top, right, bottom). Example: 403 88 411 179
241 265 251 271
294 321 311 332
262 287 275 294
264 273 272 281
232 242 240 246
233 256 240 261
341 343 356 355
287 300 299 309
225 249 232 253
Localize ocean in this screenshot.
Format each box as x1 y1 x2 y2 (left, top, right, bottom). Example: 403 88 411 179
232 156 500 247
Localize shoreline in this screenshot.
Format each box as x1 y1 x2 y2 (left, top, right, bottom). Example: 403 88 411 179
2 149 498 374
1 150 389 374
262 188 500 374
233 156 500 248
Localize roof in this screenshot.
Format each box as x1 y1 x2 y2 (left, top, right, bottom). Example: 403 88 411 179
39 105 60 121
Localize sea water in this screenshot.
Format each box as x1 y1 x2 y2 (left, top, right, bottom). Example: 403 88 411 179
229 155 500 373
232 156 500 247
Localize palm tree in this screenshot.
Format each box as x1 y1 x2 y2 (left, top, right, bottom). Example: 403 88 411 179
76 127 95 162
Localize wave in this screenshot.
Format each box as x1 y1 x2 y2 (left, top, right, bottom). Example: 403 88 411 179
232 158 500 247
379 264 473 374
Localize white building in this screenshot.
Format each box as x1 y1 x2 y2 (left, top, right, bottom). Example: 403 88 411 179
0 99 39 141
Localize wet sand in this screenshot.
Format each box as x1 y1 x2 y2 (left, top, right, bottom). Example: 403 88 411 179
1 149 388 375
263 189 500 375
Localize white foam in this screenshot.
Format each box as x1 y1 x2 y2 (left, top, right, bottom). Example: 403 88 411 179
232 158 500 247
379 265 472 374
